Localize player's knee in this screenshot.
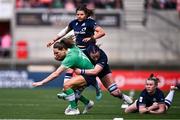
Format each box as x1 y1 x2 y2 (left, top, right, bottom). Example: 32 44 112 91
63 83 72 91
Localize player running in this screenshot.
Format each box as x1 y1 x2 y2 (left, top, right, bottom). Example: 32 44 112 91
125 74 177 114
32 36 97 115
47 5 105 100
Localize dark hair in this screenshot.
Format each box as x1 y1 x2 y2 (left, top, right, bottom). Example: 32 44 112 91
147 73 160 86
53 36 74 50
76 4 94 18
53 41 66 50
86 44 100 54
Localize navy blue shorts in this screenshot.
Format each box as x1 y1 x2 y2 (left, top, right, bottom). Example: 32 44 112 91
82 74 97 87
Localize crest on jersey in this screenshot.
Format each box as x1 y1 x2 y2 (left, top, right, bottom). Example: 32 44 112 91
81 22 85 26
81 27 86 32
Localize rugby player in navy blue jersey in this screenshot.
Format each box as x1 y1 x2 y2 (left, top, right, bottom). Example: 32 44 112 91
74 45 133 105
47 5 105 48
125 74 176 114
47 5 105 100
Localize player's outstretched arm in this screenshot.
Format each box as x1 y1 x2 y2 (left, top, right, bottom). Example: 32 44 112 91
47 26 71 47
75 65 103 75
46 36 61 48
32 81 43 87
32 65 66 87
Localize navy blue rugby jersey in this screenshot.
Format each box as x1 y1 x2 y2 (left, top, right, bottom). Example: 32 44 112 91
137 88 165 108
68 18 97 47
93 49 108 67
90 49 112 78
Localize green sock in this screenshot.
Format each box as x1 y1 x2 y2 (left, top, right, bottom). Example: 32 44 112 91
79 95 89 105
64 88 77 109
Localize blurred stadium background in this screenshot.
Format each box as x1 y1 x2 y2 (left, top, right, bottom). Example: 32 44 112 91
0 0 180 119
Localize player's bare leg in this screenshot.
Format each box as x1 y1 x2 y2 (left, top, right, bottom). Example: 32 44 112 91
101 73 133 105
124 100 138 113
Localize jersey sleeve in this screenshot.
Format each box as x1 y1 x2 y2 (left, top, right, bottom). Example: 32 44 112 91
68 20 75 30
97 57 107 68
138 90 147 106
61 54 75 68
88 19 97 30
97 51 108 68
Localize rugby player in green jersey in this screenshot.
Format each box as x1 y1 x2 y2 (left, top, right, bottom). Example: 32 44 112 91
32 36 97 115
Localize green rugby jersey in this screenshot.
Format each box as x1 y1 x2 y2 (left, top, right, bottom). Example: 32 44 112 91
61 45 94 69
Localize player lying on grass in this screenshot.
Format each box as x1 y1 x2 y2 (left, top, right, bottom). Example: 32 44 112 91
125 74 177 114
32 36 99 115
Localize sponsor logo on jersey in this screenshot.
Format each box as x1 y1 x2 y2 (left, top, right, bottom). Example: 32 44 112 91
81 22 85 26
139 97 143 102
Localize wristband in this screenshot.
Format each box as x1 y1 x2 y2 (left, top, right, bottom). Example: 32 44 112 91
81 69 85 75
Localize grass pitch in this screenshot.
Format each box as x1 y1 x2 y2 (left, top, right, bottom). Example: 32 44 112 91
0 88 180 120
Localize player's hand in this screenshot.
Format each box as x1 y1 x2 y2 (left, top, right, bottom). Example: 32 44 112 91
151 102 159 109
83 37 96 43
82 37 91 42
32 81 43 87
74 68 81 75
148 102 159 111
47 41 55 48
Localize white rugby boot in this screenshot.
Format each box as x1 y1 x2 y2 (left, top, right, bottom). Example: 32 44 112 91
64 105 71 114
65 108 80 115
82 100 94 114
